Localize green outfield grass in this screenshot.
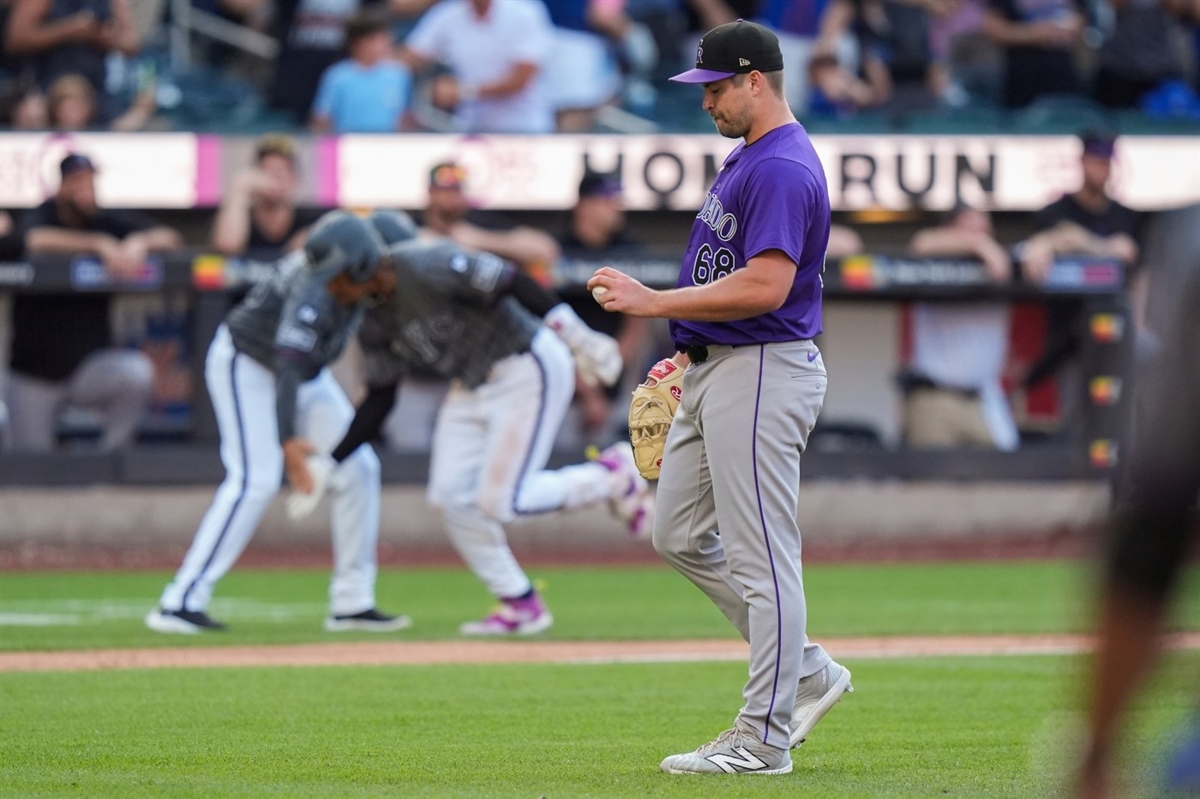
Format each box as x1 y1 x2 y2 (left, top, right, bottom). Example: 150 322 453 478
1 653 1197 798
1 561 1198 798
1 560 1198 651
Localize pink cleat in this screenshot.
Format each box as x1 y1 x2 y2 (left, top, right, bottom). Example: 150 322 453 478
596 442 655 539
459 592 553 636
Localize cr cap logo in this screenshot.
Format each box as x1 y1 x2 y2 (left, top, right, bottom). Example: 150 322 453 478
739 58 750 66
696 42 704 64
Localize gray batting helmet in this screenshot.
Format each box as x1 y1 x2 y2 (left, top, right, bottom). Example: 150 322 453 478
366 208 419 246
304 211 385 284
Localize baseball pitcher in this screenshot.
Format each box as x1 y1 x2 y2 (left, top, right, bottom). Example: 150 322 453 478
588 21 852 775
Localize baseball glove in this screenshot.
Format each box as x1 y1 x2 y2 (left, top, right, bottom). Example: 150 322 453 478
628 358 684 480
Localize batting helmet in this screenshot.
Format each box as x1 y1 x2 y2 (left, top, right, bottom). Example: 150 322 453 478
304 211 385 284
366 208 419 246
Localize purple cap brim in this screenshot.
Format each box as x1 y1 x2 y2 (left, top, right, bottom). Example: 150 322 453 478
669 67 737 84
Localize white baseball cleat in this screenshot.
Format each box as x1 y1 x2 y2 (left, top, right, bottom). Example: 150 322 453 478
596 442 655 539
144 608 227 634
790 660 853 748
660 725 793 775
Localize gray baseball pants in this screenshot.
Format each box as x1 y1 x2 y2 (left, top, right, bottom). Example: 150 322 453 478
652 340 830 749
5 349 154 452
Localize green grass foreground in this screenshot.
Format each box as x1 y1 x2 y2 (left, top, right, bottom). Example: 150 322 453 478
1 560 1197 651
1 654 1197 798
1 561 1198 798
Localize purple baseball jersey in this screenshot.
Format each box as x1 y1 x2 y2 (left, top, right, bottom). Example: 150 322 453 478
670 122 831 348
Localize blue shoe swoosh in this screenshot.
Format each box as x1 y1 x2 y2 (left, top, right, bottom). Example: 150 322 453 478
807 351 819 362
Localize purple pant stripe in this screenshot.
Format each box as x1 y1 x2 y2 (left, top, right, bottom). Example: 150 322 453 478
512 349 551 516
751 344 785 746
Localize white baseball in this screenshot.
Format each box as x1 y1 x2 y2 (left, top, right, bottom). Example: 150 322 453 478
591 286 609 302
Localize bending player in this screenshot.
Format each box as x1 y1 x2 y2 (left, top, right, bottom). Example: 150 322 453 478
297 210 654 636
146 211 409 634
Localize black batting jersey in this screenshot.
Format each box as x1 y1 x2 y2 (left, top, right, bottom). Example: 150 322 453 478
361 238 540 389
226 250 363 379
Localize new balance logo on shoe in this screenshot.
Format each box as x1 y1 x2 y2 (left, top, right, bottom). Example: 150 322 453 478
707 747 771 773
660 726 793 775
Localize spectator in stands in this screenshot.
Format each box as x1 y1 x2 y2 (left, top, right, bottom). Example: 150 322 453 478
192 0 272 73
817 0 949 115
46 71 156 131
0 0 20 79
399 0 556 133
0 78 49 128
210 134 319 259
760 0 838 113
806 49 889 117
982 0 1084 108
310 6 412 133
929 0 999 107
268 0 366 125
6 153 182 452
3 0 141 121
557 168 660 447
622 0 687 80
1094 0 1188 109
542 0 657 132
1020 131 1144 436
679 0 755 43
901 204 1018 450
419 161 561 278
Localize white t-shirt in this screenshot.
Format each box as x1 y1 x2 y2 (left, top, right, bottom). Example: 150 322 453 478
910 302 1018 450
406 0 555 133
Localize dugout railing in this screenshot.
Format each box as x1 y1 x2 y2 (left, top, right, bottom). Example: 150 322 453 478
0 250 1131 486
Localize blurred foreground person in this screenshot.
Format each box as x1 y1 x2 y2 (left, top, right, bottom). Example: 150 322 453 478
1075 271 1200 798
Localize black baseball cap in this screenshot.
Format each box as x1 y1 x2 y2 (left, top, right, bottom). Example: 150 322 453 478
1080 130 1116 159
670 20 783 84
60 153 98 178
578 169 621 199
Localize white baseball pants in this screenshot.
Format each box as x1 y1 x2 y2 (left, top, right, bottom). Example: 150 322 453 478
427 328 620 599
159 325 381 616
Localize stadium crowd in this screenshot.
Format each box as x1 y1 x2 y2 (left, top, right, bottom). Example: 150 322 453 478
1 0 1199 134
